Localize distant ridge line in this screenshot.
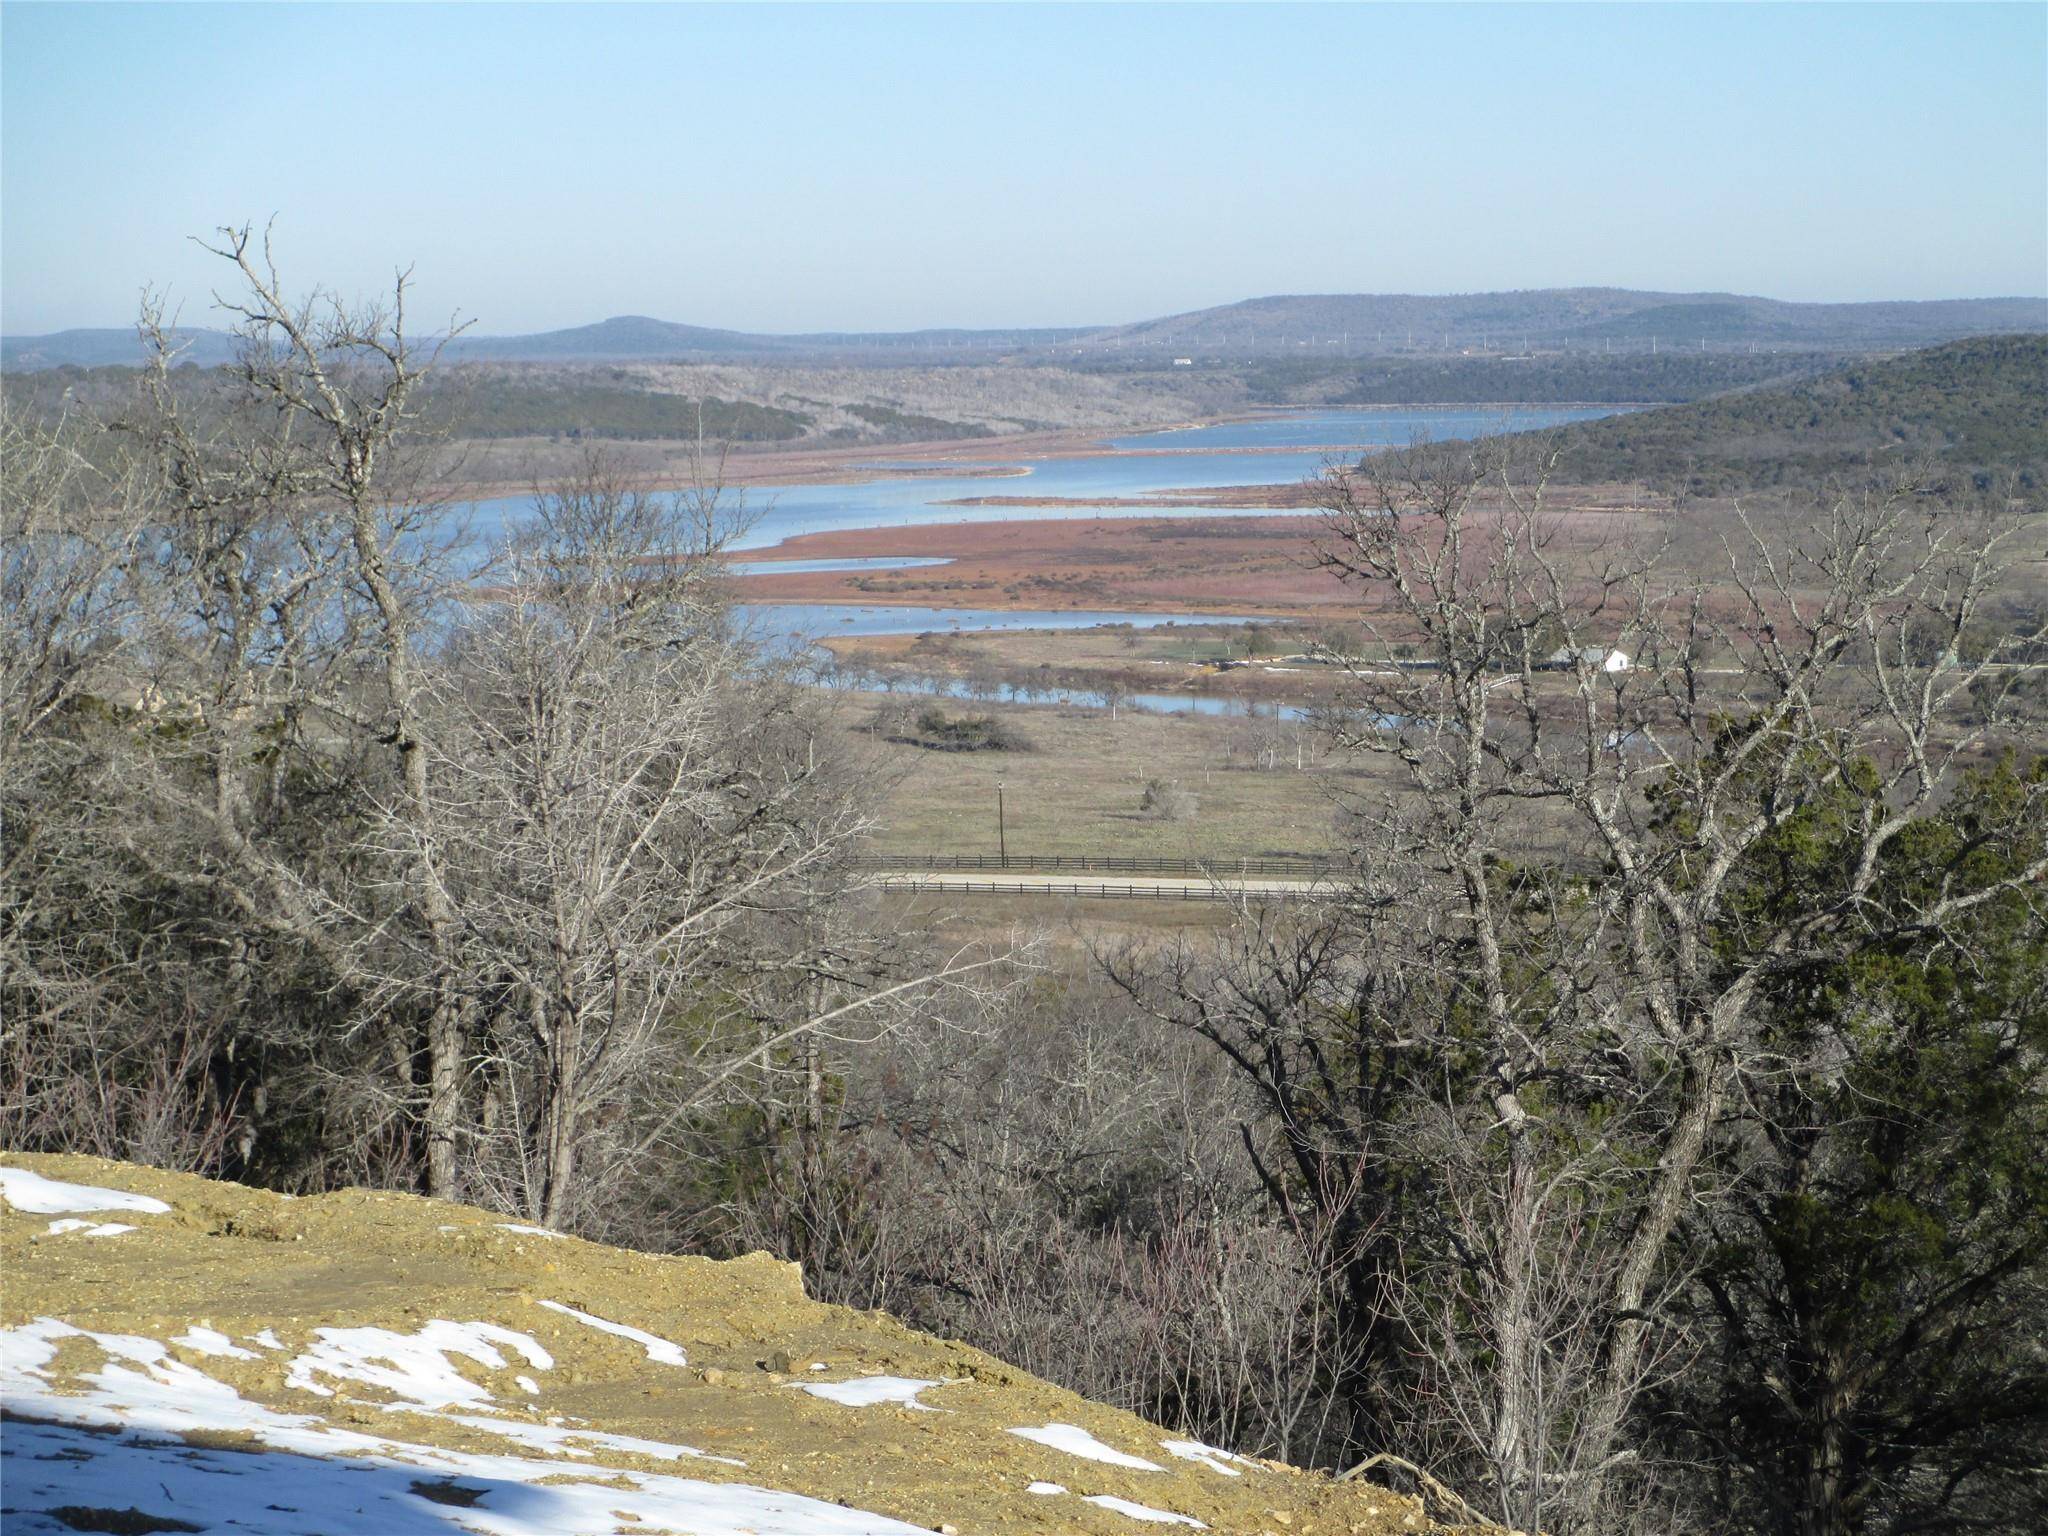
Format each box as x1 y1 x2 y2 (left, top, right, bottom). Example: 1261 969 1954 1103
6 287 2043 370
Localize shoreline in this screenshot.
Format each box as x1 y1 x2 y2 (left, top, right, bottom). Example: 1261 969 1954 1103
431 400 1638 505
725 484 1658 619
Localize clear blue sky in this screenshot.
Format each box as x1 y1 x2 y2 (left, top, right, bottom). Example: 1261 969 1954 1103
3 2 2043 335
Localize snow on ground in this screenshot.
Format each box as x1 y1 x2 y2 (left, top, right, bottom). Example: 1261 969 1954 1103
440 1411 747 1467
1007 1421 1166 1470
286 1320 555 1407
0 1165 172 1215
1085 1493 1209 1526
497 1223 564 1239
173 1324 261 1359
1027 1480 1068 1495
1162 1437 1256 1476
0 1318 934 1536
43 1218 135 1236
795 1375 945 1410
536 1298 689 1365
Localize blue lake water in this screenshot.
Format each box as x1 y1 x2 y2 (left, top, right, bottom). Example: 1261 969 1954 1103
745 605 1377 723
1106 406 1614 453
458 404 1616 554
825 671 1316 722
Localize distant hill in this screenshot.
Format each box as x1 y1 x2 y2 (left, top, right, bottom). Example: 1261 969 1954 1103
8 288 2041 371
0 325 240 370
1 315 1094 370
1538 334 2048 492
1078 290 2048 357
445 315 1093 361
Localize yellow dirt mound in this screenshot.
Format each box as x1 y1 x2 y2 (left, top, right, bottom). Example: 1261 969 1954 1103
1 1153 1451 1536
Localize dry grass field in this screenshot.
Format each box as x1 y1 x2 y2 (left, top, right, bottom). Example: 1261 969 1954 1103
832 687 1380 861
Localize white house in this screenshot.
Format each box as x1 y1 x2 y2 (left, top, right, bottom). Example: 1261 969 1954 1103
1544 645 1632 674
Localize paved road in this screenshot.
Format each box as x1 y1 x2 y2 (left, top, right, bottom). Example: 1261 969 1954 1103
868 871 1327 902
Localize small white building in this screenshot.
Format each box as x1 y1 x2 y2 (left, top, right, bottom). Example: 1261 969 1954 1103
1172 357 1194 366
1545 645 1632 674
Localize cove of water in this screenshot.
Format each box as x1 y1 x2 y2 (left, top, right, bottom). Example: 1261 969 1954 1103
1103 407 1611 453
457 404 1616 553
824 670 1318 722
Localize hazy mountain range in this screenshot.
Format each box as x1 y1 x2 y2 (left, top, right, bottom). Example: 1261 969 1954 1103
6 288 2043 370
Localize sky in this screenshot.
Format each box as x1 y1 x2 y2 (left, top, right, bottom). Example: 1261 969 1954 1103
2 2 2043 336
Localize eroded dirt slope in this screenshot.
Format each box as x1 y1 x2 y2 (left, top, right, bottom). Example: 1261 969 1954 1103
1 1153 1447 1536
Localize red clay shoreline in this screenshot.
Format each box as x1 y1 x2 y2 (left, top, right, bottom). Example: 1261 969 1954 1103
725 484 1660 620
726 514 1356 621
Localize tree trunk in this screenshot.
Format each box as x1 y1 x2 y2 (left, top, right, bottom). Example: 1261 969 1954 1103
539 1010 581 1230
426 997 464 1202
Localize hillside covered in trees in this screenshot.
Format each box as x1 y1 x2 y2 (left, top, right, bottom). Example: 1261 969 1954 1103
1539 334 2048 490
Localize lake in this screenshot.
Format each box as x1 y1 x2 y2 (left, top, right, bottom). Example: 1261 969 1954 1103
459 404 1616 554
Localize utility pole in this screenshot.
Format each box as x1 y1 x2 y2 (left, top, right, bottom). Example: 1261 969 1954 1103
997 781 1007 865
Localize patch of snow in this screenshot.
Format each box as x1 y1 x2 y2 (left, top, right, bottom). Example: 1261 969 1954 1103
538 1298 688 1366
516 1373 539 1394
174 1326 260 1360
0 1167 171 1215
285 1320 553 1408
1007 1422 1164 1471
253 1328 285 1350
1 1317 932 1535
83 1223 136 1237
498 1222 564 1239
795 1375 944 1410
443 1411 747 1467
809 1361 829 1371
1084 1494 1208 1526
1027 1480 1068 1496
1161 1438 1253 1476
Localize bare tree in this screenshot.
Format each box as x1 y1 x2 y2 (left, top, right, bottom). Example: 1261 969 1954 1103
1306 440 2044 1529
0 405 163 1107
127 224 476 1193
383 455 1012 1227
1112 438 2045 1531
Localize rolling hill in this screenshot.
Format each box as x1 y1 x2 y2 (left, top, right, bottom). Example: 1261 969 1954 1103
0 317 1094 371
1078 290 2048 357
1538 333 2048 491
7 288 2041 371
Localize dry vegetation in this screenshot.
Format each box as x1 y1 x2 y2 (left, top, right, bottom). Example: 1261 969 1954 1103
842 690 1365 860
8 240 2045 1536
